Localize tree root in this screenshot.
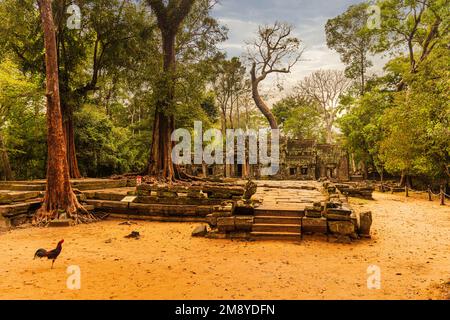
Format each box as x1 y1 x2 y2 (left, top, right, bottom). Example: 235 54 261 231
33 198 99 227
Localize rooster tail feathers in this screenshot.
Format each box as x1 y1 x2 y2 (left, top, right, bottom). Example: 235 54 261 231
34 249 48 259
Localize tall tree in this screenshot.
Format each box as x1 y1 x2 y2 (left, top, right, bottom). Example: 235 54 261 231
35 0 89 224
296 70 351 144
375 0 447 184
212 57 247 132
325 3 377 95
211 56 248 177
375 0 446 79
247 22 303 129
0 0 155 178
145 0 195 181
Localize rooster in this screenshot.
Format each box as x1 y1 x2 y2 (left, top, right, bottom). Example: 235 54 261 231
34 239 64 268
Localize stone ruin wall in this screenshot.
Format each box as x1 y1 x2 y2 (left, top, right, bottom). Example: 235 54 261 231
185 138 350 181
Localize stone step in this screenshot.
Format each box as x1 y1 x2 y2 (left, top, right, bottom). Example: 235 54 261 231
252 223 300 233
250 231 301 241
254 216 302 225
254 208 303 217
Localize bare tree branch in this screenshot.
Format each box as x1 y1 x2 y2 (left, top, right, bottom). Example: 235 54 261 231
246 21 304 129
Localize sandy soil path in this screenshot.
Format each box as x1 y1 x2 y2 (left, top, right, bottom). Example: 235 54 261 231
0 191 449 300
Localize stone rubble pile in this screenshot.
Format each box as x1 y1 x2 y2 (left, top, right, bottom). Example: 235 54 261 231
322 181 373 241
334 182 375 200
201 181 373 242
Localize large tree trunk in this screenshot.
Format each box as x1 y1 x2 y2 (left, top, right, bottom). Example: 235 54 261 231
145 0 195 181
351 153 357 173
0 132 13 180
62 104 81 178
35 0 89 224
325 121 334 144
250 63 278 130
146 34 177 181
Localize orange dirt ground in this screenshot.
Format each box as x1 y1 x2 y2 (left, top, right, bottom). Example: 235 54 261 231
0 191 449 300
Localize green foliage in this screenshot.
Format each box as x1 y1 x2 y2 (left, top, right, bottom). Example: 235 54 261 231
75 105 147 177
379 46 449 180
325 2 377 94
339 33 449 181
339 84 393 174
273 96 323 140
0 59 46 179
200 92 220 123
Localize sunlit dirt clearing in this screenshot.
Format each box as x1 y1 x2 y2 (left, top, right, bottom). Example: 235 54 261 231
0 192 449 300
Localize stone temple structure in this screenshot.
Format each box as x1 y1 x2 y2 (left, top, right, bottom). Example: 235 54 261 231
276 139 349 181
186 138 350 181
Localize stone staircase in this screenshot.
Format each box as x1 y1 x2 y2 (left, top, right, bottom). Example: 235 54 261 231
250 207 303 241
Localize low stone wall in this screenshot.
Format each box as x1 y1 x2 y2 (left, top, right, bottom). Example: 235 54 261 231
0 179 137 192
87 182 249 223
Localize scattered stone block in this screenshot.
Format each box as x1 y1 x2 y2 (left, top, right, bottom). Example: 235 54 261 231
192 225 208 237
328 220 356 236
10 214 29 227
217 216 235 233
206 214 218 227
313 201 323 210
325 201 341 209
302 217 327 234
0 215 10 231
335 183 375 200
125 231 140 239
234 201 254 215
358 211 372 237
0 201 41 217
0 191 41 204
208 192 233 199
215 204 233 212
207 209 234 227
48 219 74 227
157 191 178 198
350 212 358 231
305 206 322 218
326 208 352 217
235 216 253 231
327 186 336 193
126 179 137 187
187 190 205 199
325 214 351 221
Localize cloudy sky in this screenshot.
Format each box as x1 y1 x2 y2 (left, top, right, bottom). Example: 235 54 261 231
211 0 383 93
